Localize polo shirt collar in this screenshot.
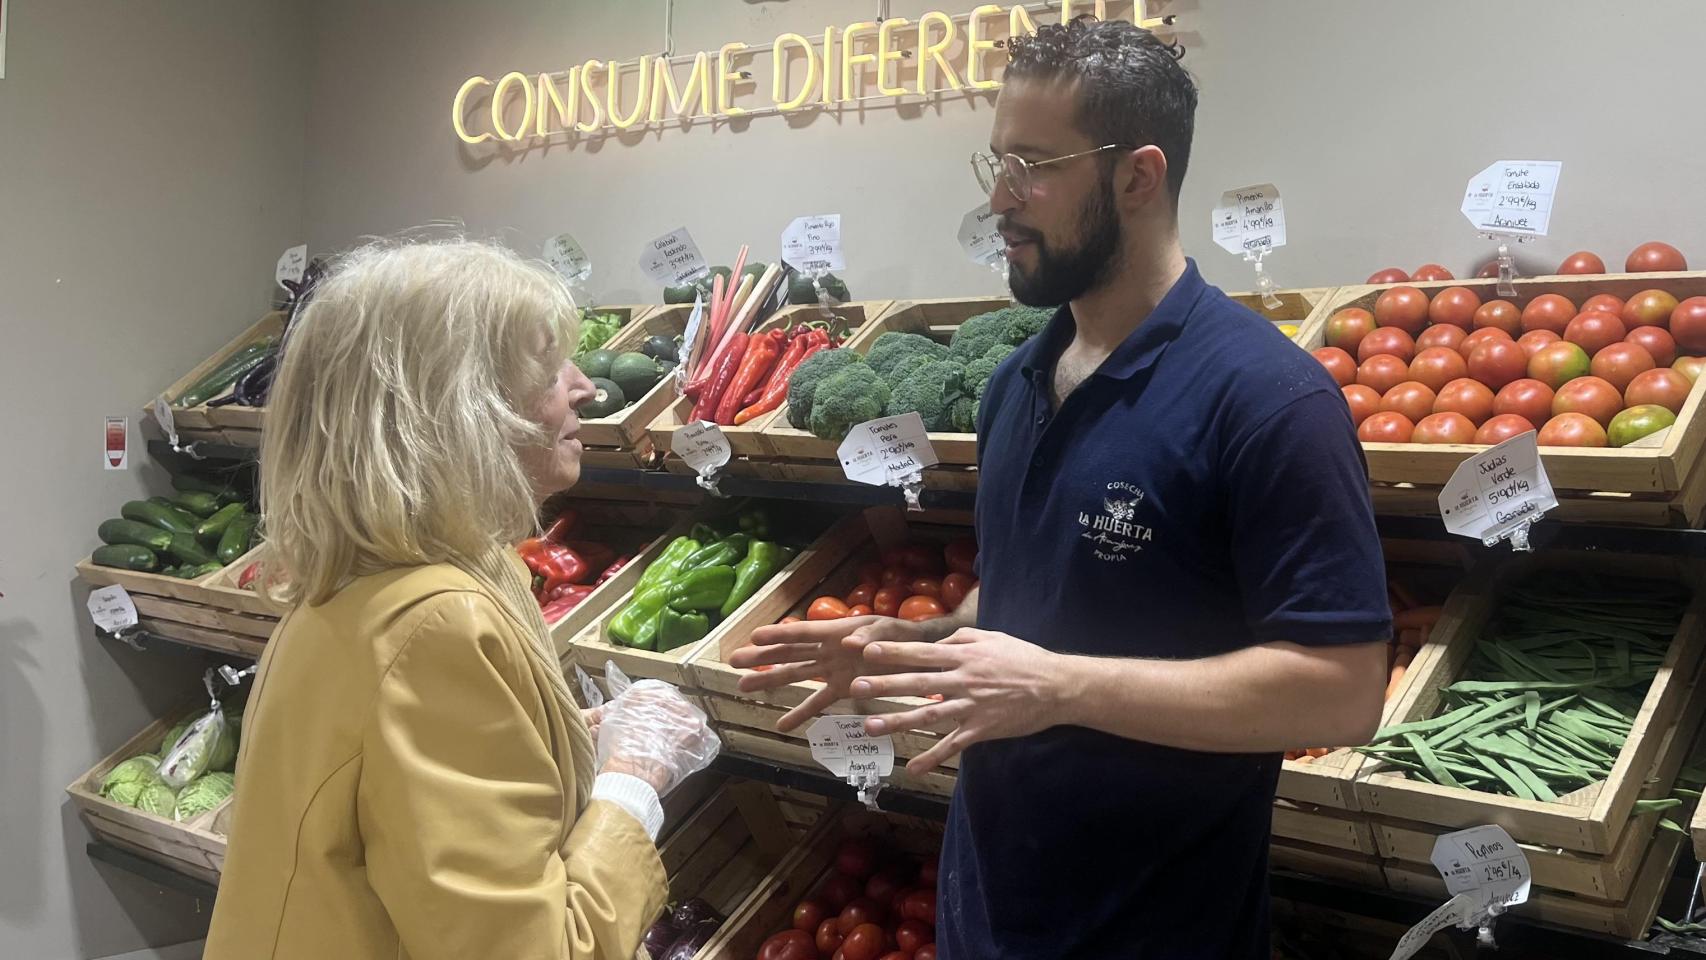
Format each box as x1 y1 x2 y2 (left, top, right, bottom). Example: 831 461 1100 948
1021 258 1208 385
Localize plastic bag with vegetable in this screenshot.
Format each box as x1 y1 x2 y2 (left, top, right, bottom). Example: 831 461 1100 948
158 705 231 789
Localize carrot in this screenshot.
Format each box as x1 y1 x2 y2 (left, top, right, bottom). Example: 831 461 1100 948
1306 747 1330 759
1284 750 1301 762
1388 580 1419 611
1393 605 1443 631
1385 662 1408 700
1397 627 1425 651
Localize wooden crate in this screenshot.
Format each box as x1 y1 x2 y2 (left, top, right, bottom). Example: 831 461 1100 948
1272 801 1380 856
66 704 233 887
1226 286 1337 344
77 551 277 658
1352 552 1706 855
1270 838 1389 890
534 501 689 657
1295 273 1706 523
147 312 285 445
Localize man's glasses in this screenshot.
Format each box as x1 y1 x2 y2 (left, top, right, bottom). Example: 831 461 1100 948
970 144 1134 202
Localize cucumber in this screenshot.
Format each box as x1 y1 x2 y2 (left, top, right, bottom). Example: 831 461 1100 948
98 519 173 552
170 492 222 518
175 339 277 407
182 561 225 579
122 500 198 535
165 532 216 566
195 502 246 541
160 565 183 578
93 544 159 571
218 515 258 564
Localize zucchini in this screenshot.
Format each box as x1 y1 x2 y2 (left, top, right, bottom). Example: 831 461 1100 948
195 502 245 541
165 533 216 566
121 500 198 535
93 544 159 571
218 515 258 564
175 340 276 407
172 474 247 505
182 561 225 579
170 492 222 518
97 519 172 552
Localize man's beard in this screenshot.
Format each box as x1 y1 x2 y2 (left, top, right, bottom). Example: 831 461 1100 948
1006 182 1123 307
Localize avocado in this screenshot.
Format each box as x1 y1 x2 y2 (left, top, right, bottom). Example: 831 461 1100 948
741 262 767 286
641 335 680 363
609 352 664 399
577 349 617 379
580 378 627 419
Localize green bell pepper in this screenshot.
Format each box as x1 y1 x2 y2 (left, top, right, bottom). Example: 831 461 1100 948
634 536 701 593
667 565 736 612
684 533 750 571
720 541 795 618
737 507 771 540
608 582 670 649
687 523 722 545
657 608 711 652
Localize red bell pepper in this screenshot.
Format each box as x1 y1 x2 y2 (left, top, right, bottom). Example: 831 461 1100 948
564 540 616 574
594 556 632 586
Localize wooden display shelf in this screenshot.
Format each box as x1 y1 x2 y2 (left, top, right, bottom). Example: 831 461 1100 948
1226 286 1337 344
572 305 671 465
147 312 284 445
540 501 689 657
1270 838 1389 890
78 547 281 655
1295 273 1706 525
1352 552 1706 855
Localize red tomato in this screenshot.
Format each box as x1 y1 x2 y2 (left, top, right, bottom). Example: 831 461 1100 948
809 597 852 621
1379 381 1437 423
879 567 909 589
1676 356 1706 384
1626 325 1678 367
916 948 938 960
1417 324 1469 353
1516 329 1561 359
877 954 911 960
1590 342 1656 393
1563 311 1628 357
1626 241 1688 273
1325 308 1378 354
1407 348 1468 392
1520 294 1577 335
1526 341 1591 390
900 889 937 924
1472 300 1523 337
1374 286 1431 336
1356 355 1411 395
872 587 905 618
1366 267 1410 284
848 604 874 617
1670 297 1706 354
866 871 904 905
1475 414 1536 444
1476 260 1502 279
900 544 944 576
1467 340 1528 390
940 572 975 611
1556 251 1606 275
895 920 933 953
836 898 886 935
898 596 947 622
1342 385 1381 427
942 538 977 576
795 900 828 932
817 918 845 954
1411 263 1454 282
1412 412 1476 444
1623 289 1680 329
1538 412 1609 447
836 841 878 880
1493 379 1556 425
1457 327 1514 362
907 577 942 600
759 929 818 960
1426 286 1481 329
1312 347 1357 386
1582 293 1626 316
1552 375 1624 427
858 562 886 587
1625 368 1695 414
1433 378 1495 425
1357 327 1417 364
1357 411 1414 443
918 857 939 886
821 873 861 911
845 583 877 607
841 925 888 960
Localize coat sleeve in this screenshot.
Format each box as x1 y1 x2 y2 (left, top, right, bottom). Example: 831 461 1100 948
357 592 667 960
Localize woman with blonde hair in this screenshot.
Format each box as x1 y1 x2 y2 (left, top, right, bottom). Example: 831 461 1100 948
206 240 718 960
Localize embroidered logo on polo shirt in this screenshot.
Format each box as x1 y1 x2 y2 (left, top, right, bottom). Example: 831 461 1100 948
1078 481 1155 563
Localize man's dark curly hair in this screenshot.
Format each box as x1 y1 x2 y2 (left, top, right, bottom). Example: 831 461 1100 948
1007 17 1197 206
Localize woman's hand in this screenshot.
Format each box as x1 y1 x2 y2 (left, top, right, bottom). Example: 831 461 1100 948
595 680 719 796
582 704 605 743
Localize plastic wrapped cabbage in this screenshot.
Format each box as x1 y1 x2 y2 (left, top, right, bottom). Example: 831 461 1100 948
209 712 242 773
134 781 179 817
160 718 192 755
173 771 235 822
159 706 230 789
99 754 159 800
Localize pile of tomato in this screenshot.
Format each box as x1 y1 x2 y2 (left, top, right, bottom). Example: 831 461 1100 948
754 836 938 960
1366 239 1690 284
789 539 978 626
1315 274 1705 449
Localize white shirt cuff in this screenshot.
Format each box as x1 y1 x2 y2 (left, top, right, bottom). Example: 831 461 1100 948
590 772 665 841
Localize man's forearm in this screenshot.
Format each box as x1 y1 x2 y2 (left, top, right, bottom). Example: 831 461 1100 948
1052 640 1387 754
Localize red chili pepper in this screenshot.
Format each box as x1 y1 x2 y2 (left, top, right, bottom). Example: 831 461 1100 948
756 329 814 396
690 331 747 423
735 332 832 425
715 330 784 425
237 561 262 590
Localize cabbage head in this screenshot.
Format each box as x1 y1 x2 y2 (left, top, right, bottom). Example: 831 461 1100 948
99 755 159 800
173 771 235 822
134 781 179 817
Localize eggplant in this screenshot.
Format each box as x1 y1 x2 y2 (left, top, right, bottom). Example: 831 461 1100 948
641 915 682 960
669 898 722 929
660 919 719 960
230 353 278 407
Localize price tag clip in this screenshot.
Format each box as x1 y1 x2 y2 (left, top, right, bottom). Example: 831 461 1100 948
673 420 732 497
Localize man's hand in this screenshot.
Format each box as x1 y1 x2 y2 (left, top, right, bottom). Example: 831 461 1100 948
851 628 1072 775
728 616 939 731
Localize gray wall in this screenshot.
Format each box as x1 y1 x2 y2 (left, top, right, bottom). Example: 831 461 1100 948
0 2 307 958
302 0 1706 301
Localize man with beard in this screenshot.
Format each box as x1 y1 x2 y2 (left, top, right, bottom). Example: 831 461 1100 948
730 17 1390 959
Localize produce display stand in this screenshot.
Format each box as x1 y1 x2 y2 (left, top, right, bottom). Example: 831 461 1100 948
536 499 691 656
75 550 278 660
1226 285 1337 344
1295 273 1706 527
148 311 285 448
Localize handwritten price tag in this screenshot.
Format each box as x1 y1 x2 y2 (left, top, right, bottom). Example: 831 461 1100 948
1211 183 1286 255
275 244 307 290
958 203 1005 267
808 715 895 781
639 227 710 287
1462 160 1562 237
781 215 845 274
674 421 732 476
1431 825 1531 912
87 585 139 634
574 665 606 709
1438 431 1556 548
544 233 592 286
836 413 939 487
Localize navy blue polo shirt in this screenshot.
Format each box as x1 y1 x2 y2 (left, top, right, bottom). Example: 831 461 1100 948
941 260 1390 960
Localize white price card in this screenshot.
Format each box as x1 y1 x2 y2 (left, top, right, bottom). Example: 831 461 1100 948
781 215 846 274
639 227 710 287
105 416 130 470
87 585 139 634
1431 825 1531 912
1438 431 1557 547
275 244 308 290
1461 160 1562 237
808 715 895 781
574 665 606 709
1387 893 1478 960
1211 183 1286 255
836 413 939 487
544 233 592 286
673 421 732 476
958 203 1005 267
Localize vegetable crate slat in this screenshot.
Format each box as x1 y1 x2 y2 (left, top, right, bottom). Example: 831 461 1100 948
535 500 692 658
573 305 668 465
66 703 233 886
77 554 279 657
1350 551 1706 856
1225 286 1338 345
1373 673 1706 902
1295 273 1706 526
149 312 285 445
1269 838 1389 891
646 301 891 469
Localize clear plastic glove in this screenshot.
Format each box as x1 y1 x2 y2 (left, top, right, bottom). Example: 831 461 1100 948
595 679 720 797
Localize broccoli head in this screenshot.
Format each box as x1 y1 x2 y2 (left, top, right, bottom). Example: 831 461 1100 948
885 359 967 432
809 365 891 440
949 395 979 434
881 353 934 389
963 344 1016 398
1001 305 1055 344
786 348 862 430
865 332 948 380
948 306 1056 362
